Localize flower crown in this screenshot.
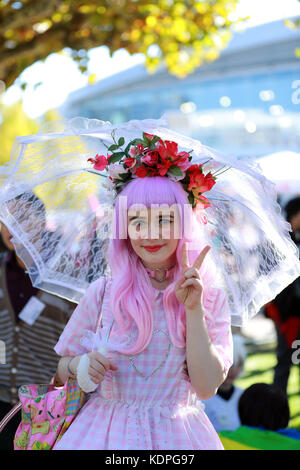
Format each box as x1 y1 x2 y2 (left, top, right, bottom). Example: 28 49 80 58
87 132 216 210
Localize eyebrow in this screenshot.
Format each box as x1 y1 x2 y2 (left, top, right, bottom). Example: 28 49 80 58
128 214 175 222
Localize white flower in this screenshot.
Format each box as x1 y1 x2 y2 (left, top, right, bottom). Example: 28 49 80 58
167 171 186 182
108 163 128 179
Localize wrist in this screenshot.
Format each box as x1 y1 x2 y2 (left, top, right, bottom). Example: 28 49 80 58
67 356 78 377
185 305 205 317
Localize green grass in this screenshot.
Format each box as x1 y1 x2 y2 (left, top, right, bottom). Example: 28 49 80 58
235 341 300 431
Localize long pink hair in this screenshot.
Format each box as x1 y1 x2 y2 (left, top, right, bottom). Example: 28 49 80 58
107 176 214 355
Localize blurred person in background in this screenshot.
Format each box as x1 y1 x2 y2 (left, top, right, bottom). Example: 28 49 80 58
203 334 246 432
0 193 76 450
264 196 300 395
219 382 300 450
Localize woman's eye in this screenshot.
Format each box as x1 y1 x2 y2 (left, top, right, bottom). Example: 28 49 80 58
133 220 145 228
160 219 173 225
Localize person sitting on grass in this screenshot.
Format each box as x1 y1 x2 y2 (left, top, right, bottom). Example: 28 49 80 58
219 382 300 450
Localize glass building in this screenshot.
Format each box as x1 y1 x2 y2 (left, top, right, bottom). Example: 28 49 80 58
61 18 300 158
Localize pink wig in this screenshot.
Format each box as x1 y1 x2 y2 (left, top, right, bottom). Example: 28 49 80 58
107 176 214 355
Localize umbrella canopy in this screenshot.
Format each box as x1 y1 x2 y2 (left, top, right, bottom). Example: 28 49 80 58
0 116 299 326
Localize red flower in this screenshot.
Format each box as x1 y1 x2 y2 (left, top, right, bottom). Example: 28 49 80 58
156 139 178 161
124 157 136 169
135 166 149 178
148 168 159 176
165 140 179 156
187 165 215 193
88 154 108 171
157 160 173 176
201 172 216 192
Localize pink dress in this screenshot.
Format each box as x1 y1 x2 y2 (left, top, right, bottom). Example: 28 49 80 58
53 277 233 450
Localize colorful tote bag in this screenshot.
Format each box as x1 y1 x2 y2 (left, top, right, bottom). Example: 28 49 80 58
14 378 87 450
0 278 107 450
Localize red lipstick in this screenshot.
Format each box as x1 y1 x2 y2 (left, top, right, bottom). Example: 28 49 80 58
143 245 164 252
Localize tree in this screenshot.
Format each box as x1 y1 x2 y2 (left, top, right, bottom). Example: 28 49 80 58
0 0 243 88
284 1 300 59
0 102 97 211
0 101 38 164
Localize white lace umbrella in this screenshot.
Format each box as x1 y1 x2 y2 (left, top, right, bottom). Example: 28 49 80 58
0 116 299 326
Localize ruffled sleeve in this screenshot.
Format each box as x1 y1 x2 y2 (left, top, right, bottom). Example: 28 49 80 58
54 276 107 357
203 287 233 376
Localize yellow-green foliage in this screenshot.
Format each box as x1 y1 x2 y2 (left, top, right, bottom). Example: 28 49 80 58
0 0 245 87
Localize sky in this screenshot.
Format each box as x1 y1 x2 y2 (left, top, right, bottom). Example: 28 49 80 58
2 0 300 119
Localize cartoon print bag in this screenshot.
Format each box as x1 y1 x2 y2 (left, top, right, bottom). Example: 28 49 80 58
1 278 107 450
13 378 87 450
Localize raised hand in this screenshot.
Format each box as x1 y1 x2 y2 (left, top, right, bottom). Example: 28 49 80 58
174 242 211 313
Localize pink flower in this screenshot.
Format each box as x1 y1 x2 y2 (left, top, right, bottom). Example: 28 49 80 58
194 206 208 225
137 142 145 154
176 152 191 172
140 150 159 167
88 154 108 171
144 133 155 141
128 146 138 157
192 193 211 209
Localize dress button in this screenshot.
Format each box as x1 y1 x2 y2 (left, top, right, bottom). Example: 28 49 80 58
11 387 17 394
11 367 17 374
13 347 18 353
14 326 20 333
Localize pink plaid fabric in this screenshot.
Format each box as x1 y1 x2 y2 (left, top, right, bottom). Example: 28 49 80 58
53 277 233 450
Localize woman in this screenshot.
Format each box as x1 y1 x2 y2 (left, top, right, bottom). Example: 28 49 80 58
52 136 233 450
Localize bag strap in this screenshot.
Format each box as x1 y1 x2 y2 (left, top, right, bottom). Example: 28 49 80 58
95 277 107 334
0 401 22 434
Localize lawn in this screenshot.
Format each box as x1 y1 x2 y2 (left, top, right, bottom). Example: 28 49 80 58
235 341 300 431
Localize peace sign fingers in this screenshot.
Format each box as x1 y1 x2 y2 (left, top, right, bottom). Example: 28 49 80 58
180 242 190 272
193 245 211 271
181 242 211 273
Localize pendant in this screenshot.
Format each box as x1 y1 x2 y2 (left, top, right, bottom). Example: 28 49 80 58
128 329 171 380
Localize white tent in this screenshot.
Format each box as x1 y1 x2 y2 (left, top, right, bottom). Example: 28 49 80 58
255 151 300 200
